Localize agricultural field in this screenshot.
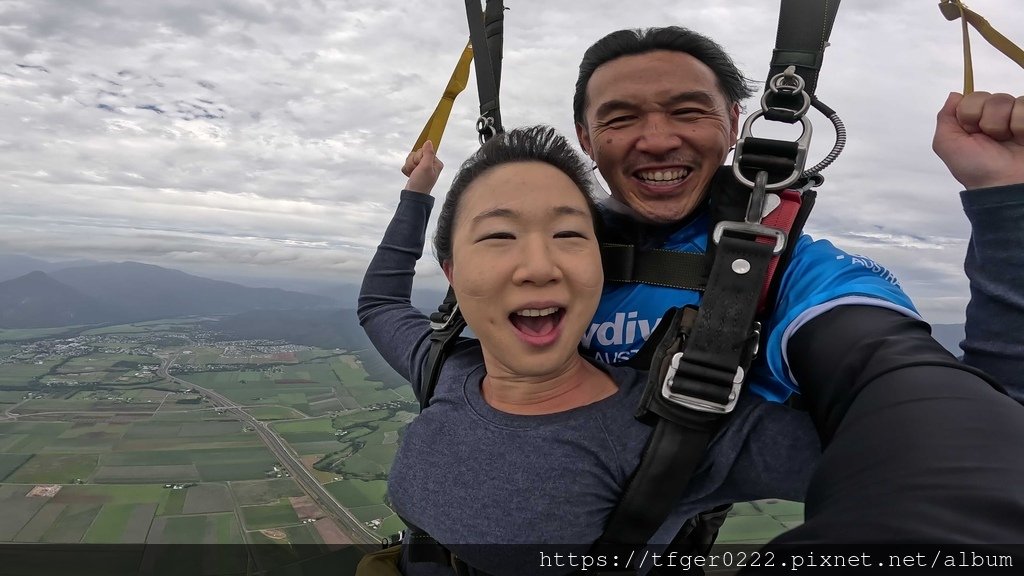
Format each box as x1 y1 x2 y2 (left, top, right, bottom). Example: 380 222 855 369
0 326 82 342
0 319 416 546
718 500 804 544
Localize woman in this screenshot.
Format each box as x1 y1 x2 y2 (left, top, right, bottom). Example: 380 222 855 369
358 126 820 574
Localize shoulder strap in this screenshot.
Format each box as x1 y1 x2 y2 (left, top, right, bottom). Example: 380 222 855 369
769 0 841 98
464 0 505 143
422 288 466 410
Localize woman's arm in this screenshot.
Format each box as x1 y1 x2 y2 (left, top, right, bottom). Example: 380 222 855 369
357 190 437 398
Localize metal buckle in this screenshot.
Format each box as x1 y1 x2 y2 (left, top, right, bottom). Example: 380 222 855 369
712 221 786 255
731 112 812 191
429 302 461 331
660 352 744 414
476 116 497 145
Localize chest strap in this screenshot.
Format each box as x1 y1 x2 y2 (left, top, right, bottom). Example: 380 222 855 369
601 189 802 311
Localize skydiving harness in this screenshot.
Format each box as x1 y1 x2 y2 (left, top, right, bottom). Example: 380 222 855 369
394 1 845 574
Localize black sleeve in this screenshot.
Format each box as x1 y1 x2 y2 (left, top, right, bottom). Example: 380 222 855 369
960 183 1024 401
787 305 1004 446
758 305 1024 547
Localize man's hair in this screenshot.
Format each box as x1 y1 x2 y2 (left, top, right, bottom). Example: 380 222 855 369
573 26 756 125
433 125 598 265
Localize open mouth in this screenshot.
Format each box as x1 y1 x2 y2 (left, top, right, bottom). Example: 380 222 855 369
509 306 566 338
634 168 691 187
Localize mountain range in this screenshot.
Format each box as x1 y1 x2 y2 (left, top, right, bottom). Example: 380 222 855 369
0 253 967 356
0 258 334 329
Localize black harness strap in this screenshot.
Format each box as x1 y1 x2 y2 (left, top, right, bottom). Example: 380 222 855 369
765 0 841 122
601 245 708 291
593 234 774 552
464 0 505 142
422 290 466 410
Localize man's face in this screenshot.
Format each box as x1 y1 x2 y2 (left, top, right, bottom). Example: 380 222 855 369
576 50 740 223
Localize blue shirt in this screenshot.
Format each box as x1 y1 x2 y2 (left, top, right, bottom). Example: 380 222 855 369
586 209 919 402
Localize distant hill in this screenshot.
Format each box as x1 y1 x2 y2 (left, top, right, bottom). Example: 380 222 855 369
930 323 965 356
206 308 370 351
0 271 113 328
0 254 101 283
0 262 333 328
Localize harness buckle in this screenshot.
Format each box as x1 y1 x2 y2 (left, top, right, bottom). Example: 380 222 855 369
732 112 812 191
476 115 497 144
660 351 744 414
712 221 786 255
429 302 462 331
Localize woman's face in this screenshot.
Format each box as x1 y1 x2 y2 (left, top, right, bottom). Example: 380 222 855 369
444 161 603 380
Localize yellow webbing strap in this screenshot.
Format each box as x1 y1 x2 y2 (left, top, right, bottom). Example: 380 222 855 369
413 41 474 152
939 0 1024 94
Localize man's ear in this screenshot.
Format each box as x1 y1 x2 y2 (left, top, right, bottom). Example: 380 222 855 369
728 101 741 145
442 260 454 285
576 122 593 159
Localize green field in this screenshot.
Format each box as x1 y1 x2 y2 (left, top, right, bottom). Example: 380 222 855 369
0 326 81 341
82 502 157 543
7 454 98 483
149 513 244 545
182 483 234 514
240 500 299 530
92 464 201 484
0 453 32 480
0 486 49 540
230 478 305 506
53 484 170 505
244 405 305 420
324 479 387 508
0 360 65 386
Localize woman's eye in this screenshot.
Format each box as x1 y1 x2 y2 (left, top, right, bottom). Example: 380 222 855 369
478 232 515 242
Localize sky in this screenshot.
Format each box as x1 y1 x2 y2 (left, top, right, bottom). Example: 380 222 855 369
1 0 1022 323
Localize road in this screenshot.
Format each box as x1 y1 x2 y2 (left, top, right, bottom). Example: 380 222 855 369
158 353 380 546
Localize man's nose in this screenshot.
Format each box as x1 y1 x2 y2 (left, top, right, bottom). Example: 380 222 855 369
635 115 682 155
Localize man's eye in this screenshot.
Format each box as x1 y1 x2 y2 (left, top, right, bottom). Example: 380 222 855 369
606 115 636 126
554 231 588 239
672 108 703 117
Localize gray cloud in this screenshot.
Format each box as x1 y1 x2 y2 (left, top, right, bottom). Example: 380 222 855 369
1 0 1022 324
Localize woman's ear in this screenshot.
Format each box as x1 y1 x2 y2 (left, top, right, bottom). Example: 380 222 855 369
442 260 454 284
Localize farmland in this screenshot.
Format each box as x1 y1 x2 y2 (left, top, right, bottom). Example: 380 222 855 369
0 317 415 548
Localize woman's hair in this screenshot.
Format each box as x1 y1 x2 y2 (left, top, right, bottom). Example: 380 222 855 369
433 125 598 264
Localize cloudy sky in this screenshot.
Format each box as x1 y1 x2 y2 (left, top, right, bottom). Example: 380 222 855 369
2 0 1022 322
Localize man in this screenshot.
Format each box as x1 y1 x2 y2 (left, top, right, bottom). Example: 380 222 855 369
400 24 1024 552
571 27 1024 546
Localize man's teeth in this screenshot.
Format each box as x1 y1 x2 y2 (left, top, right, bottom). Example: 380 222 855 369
515 307 559 317
638 169 686 182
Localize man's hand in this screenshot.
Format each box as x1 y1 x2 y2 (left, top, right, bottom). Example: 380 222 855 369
403 140 444 195
933 92 1024 190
